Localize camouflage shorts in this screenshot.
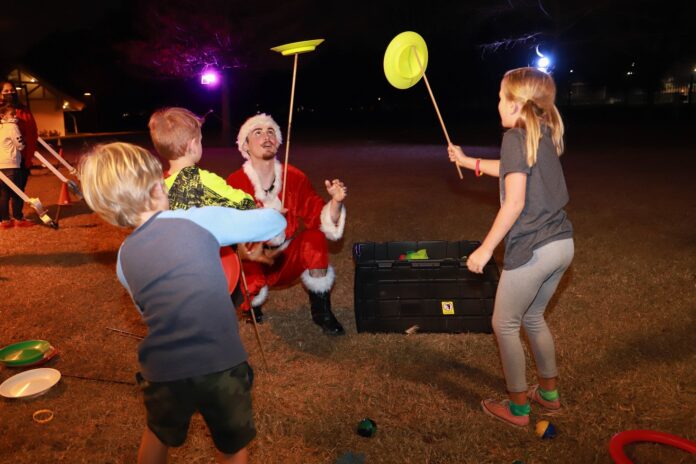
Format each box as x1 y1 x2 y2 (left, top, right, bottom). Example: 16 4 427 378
136 362 256 454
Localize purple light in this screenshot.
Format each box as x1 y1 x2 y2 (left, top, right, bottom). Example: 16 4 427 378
200 70 220 86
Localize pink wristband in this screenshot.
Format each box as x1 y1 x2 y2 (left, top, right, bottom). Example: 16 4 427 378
475 159 483 177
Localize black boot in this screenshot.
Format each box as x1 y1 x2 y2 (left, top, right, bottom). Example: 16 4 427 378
309 291 345 335
245 306 263 324
232 287 263 324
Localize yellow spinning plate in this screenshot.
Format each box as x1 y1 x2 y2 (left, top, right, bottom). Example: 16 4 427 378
383 31 428 89
271 39 324 56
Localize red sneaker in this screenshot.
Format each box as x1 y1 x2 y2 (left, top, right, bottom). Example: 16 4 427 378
0 220 14 229
481 399 530 428
13 219 35 228
527 385 561 410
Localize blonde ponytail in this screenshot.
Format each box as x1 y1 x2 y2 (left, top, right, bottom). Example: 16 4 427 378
502 68 565 167
518 100 542 166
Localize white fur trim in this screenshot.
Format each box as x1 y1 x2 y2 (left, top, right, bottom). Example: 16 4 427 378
242 160 283 208
243 159 288 248
251 285 269 307
301 266 335 293
237 113 283 159
320 203 346 241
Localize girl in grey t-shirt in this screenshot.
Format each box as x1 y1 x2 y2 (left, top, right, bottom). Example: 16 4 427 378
448 67 574 428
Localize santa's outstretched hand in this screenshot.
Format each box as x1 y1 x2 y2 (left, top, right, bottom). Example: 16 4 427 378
325 179 347 226
325 179 347 203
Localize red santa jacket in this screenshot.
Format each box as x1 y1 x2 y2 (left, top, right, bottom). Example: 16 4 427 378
226 160 345 248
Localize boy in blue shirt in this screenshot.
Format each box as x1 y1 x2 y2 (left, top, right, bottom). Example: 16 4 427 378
80 142 286 464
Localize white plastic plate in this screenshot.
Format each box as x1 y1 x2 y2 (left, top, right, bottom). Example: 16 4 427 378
0 368 61 399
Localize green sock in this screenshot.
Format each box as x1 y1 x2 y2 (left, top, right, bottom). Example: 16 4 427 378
509 401 530 416
539 387 559 401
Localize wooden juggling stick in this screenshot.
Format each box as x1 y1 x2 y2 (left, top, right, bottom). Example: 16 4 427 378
271 39 324 206
411 46 463 179
281 53 299 206
237 253 269 370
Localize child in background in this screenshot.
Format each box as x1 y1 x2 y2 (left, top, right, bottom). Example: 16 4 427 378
1 80 38 228
79 142 286 463
0 102 28 228
448 68 574 428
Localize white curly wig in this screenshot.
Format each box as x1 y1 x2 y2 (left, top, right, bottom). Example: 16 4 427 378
236 113 283 159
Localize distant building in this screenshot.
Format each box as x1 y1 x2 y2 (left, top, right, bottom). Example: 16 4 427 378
5 66 84 137
561 61 695 107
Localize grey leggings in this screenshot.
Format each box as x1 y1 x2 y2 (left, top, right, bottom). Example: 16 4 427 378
492 238 574 393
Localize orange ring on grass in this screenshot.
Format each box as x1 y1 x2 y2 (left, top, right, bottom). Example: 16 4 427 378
32 409 54 424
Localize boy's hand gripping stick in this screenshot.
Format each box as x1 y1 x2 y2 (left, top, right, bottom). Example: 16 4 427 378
34 151 83 199
0 169 58 228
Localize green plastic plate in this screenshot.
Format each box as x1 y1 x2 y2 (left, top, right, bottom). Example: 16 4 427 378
0 340 52 366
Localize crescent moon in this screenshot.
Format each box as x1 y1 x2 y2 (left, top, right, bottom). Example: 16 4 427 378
535 45 545 58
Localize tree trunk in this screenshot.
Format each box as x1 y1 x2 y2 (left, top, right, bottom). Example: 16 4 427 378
221 70 232 146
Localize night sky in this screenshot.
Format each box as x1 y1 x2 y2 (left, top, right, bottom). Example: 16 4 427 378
4 0 695 133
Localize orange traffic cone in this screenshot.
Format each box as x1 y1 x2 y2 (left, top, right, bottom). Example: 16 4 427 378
57 183 71 206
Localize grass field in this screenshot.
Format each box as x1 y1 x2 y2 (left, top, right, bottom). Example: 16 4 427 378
1 121 694 463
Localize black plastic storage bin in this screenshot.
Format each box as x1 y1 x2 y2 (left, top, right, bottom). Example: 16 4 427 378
353 240 500 334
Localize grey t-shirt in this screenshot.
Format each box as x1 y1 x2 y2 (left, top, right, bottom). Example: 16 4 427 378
499 127 573 270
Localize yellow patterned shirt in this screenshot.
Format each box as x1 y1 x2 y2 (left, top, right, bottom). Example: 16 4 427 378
165 166 256 211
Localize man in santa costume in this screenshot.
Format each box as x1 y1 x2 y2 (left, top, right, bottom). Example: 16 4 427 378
227 113 347 335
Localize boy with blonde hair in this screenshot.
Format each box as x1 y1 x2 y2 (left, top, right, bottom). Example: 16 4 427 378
80 142 285 464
